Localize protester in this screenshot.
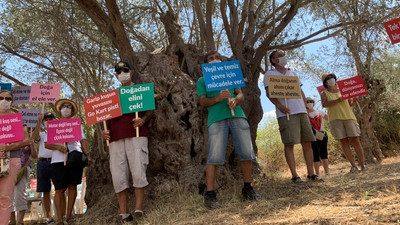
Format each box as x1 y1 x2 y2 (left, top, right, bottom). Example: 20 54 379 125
9 125 38 225
0 90 31 225
306 97 330 176
102 61 153 224
197 51 260 210
320 73 367 172
46 98 90 225
263 50 322 183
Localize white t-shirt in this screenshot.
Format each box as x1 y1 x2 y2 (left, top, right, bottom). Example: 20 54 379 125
51 128 86 164
308 110 327 132
38 131 53 158
263 69 307 118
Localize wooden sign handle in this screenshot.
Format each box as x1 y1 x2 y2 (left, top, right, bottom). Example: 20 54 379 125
63 143 66 166
135 112 139 138
103 121 110 146
285 98 289 120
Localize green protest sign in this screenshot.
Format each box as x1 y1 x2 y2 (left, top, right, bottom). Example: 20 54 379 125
118 83 155 114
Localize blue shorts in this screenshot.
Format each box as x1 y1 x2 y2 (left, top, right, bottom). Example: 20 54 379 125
36 160 53 192
207 118 255 165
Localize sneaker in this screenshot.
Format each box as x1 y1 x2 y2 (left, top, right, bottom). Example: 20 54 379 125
204 191 221 210
134 210 144 220
350 166 359 173
307 174 324 182
361 165 368 171
242 185 261 201
291 176 304 184
40 218 55 225
66 217 75 225
119 214 134 224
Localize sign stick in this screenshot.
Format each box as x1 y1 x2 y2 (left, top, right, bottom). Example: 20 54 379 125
135 112 139 137
285 98 289 120
357 102 363 114
102 121 110 146
41 103 45 113
63 143 66 166
229 99 235 116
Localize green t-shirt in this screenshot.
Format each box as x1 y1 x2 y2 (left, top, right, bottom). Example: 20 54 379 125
196 77 247 126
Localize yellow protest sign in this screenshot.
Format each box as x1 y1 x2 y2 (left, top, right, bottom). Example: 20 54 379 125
267 75 301 99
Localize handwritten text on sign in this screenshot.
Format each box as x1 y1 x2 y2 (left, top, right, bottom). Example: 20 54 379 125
267 75 301 99
0 113 24 144
19 109 44 128
119 83 155 114
29 83 61 103
84 89 122 125
46 118 82 144
201 60 246 91
384 17 400 45
12 86 31 104
337 75 368 100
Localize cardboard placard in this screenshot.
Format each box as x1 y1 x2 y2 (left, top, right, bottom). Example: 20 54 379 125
12 86 31 104
46 118 82 144
337 75 368 100
201 60 246 91
84 89 122 125
29 83 61 103
267 75 301 99
0 83 12 92
119 83 155 114
384 17 400 45
19 109 44 128
0 113 24 144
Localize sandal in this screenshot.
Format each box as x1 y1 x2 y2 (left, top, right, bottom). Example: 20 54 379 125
291 176 303 183
307 174 324 182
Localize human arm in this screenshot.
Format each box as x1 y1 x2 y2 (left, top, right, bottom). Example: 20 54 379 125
227 88 244 110
32 113 44 142
265 86 290 114
321 92 342 108
45 143 66 153
80 139 91 166
349 97 358 107
132 110 154 128
199 90 231 107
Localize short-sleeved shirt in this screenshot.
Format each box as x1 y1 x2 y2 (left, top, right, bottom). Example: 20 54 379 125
263 69 307 118
196 77 247 127
323 90 357 121
109 112 149 143
38 131 53 158
51 127 86 164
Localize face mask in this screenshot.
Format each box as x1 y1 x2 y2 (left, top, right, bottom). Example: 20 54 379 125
118 72 131 83
209 59 221 64
0 99 11 111
61 107 72 117
307 103 314 109
326 78 336 87
277 56 287 67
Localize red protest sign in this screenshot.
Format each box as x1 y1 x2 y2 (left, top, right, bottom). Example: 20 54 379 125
30 179 37 190
46 118 82 144
337 76 368 100
0 113 24 144
29 83 61 103
83 89 122 125
383 17 400 45
316 85 326 96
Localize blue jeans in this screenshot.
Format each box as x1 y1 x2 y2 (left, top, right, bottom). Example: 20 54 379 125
207 118 255 165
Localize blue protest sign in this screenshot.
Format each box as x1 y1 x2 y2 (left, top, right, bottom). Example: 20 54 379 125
0 83 12 91
201 60 246 91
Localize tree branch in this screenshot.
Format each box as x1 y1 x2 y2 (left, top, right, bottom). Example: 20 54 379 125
0 70 27 86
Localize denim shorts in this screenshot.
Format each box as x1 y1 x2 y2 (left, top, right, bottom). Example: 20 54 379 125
207 118 255 165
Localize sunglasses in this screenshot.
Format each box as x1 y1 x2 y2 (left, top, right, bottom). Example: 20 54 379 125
306 101 314 103
116 68 130 74
0 96 12 101
62 105 73 109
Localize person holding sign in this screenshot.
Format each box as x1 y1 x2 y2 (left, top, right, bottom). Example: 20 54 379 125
0 90 32 225
263 50 320 183
320 73 367 173
102 61 153 223
306 97 330 176
46 99 90 225
197 51 259 210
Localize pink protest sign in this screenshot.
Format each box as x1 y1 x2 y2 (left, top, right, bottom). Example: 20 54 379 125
337 76 368 100
46 118 82 144
0 113 24 144
383 17 400 45
29 83 61 103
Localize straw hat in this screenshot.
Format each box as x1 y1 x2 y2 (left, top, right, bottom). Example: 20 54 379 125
305 97 314 102
321 73 336 83
53 98 78 118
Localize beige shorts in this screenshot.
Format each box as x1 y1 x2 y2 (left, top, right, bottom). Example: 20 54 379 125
329 120 361 140
109 137 149 193
277 113 315 145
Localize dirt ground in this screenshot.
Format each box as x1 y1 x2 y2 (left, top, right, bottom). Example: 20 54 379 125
23 156 400 225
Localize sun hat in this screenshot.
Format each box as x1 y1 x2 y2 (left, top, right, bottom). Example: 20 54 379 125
53 98 78 117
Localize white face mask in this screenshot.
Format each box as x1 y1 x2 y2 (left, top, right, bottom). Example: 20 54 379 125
61 107 72 118
209 59 221 64
277 56 288 67
307 103 314 109
0 99 11 111
326 78 336 87
118 72 131 83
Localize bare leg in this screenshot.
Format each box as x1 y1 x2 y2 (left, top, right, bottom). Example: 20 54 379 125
66 185 77 219
349 137 365 166
240 160 252 183
313 161 320 175
284 145 298 178
9 212 16 224
339 138 356 166
54 189 66 223
43 191 52 218
321 159 330 175
134 187 145 211
116 189 128 214
206 165 218 191
301 142 315 176
16 210 26 224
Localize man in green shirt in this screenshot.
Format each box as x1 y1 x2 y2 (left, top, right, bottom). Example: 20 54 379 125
197 51 259 210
